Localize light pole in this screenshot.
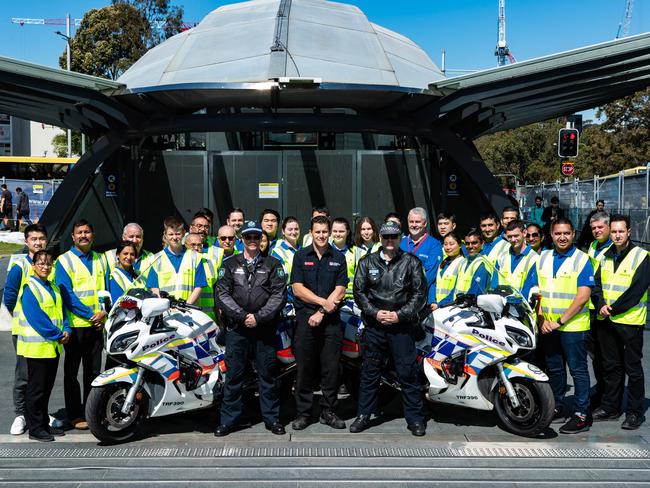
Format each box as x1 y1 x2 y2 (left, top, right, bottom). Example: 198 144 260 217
56 13 72 158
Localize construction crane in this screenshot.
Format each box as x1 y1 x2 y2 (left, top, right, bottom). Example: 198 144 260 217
616 0 634 38
11 17 197 31
494 0 516 67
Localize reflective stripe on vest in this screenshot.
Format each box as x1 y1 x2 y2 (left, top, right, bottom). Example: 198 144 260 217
110 268 135 298
455 255 489 297
345 248 356 298
601 246 648 326
56 251 106 328
153 250 199 301
497 249 539 293
16 277 64 358
485 238 510 267
271 240 297 279
200 257 217 320
436 256 465 303
538 249 590 332
587 240 612 310
354 242 380 265
9 256 32 335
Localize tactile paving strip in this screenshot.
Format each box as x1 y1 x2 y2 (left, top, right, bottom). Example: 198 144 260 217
0 445 648 459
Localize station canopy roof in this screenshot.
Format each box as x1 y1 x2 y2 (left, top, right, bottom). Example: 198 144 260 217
0 0 649 138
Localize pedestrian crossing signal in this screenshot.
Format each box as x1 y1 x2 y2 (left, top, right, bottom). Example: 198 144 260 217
558 128 579 158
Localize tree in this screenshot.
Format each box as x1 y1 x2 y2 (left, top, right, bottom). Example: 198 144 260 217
113 0 185 47
52 131 82 157
59 3 150 80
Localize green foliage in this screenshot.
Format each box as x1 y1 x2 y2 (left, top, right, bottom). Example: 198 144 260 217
112 0 185 47
52 131 82 157
475 87 650 184
59 4 150 79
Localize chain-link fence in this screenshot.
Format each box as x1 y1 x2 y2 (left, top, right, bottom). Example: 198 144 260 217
517 163 650 245
0 177 62 228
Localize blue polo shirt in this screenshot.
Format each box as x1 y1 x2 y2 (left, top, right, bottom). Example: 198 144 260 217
145 247 207 289
592 239 612 259
3 255 32 313
552 245 595 287
482 234 506 256
400 234 442 304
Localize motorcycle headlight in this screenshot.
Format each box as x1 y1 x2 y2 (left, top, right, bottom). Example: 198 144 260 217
110 331 139 353
506 326 533 348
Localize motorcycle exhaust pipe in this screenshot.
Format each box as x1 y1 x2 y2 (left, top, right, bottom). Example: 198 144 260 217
496 362 520 408
121 367 145 415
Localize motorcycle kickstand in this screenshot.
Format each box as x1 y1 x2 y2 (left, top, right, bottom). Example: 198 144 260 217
496 362 520 408
121 367 145 415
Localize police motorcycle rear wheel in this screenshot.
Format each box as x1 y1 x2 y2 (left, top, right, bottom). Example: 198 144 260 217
86 383 149 444
492 378 554 437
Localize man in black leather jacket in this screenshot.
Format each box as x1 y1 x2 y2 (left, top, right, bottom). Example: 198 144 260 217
214 220 287 437
350 221 428 436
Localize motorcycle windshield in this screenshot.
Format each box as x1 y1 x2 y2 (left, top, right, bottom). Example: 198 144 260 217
474 267 538 335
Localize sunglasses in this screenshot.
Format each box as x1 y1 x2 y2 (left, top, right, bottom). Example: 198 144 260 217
526 233 540 238
243 234 261 241
381 234 400 240
219 236 236 241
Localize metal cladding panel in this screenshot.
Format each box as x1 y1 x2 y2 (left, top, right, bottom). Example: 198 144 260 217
164 20 276 73
386 54 446 90
198 0 280 29
290 1 371 32
118 31 191 88
288 55 397 85
287 19 393 72
160 56 274 85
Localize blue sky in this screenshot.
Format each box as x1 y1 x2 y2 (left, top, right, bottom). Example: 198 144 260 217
0 0 647 73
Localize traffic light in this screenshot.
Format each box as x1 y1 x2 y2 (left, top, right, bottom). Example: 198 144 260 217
558 128 579 158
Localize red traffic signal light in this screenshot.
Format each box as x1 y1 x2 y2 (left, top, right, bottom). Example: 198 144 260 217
558 128 579 158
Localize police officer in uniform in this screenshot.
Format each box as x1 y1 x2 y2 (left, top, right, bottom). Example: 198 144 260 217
351 221 428 436
214 221 287 436
290 215 348 430
592 214 650 429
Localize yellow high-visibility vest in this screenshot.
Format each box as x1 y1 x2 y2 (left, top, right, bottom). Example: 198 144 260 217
600 246 648 326
436 256 465 304
152 249 200 302
484 237 510 268
496 248 539 293
56 250 107 328
200 258 217 321
538 249 591 332
455 255 489 297
16 277 64 358
587 240 613 311
354 242 380 265
105 248 154 279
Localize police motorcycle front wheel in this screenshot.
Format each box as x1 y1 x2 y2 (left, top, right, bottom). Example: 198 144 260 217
86 383 149 444
492 378 554 437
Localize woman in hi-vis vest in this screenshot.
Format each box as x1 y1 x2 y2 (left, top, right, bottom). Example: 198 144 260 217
17 250 71 442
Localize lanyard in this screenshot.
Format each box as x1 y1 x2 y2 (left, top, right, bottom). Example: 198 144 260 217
409 234 428 255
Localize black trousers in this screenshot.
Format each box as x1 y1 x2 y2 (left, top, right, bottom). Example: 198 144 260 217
293 311 342 417
596 319 645 415
11 335 28 416
357 325 424 425
25 355 59 435
220 326 280 427
63 327 103 420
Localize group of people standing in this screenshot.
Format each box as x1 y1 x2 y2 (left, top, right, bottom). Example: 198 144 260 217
4 200 647 441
